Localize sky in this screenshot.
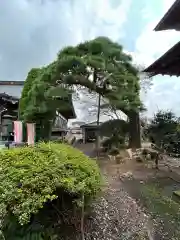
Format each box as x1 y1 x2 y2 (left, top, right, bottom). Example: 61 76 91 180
0 0 180 123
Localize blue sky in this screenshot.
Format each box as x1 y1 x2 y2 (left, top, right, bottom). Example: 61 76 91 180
0 0 180 120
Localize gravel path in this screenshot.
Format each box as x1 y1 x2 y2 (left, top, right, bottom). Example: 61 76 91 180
83 171 155 240
74 144 155 239
85 190 153 239
72 143 180 239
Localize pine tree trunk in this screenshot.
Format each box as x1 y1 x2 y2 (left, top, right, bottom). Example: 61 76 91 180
128 110 141 149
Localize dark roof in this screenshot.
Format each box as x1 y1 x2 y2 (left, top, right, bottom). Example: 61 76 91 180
154 0 180 31
143 41 180 77
0 93 19 117
71 121 85 126
0 81 24 85
0 93 19 103
80 121 103 128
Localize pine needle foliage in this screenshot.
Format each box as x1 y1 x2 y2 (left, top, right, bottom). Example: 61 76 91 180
19 37 142 145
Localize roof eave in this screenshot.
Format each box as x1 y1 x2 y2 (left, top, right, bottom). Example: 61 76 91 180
154 0 180 31
143 41 180 76
154 25 180 32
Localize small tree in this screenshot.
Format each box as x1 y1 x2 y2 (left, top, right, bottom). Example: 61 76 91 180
146 110 180 154
100 119 128 151
100 119 128 138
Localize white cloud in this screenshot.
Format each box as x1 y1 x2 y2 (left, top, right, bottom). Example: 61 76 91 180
3 0 179 122
134 0 180 117
135 25 179 67
0 0 132 123
134 0 178 67
0 0 132 80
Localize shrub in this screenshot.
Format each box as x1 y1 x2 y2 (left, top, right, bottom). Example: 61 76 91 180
99 119 129 138
146 110 180 155
102 135 125 152
0 142 102 228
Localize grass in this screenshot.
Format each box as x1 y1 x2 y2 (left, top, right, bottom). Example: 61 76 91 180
140 183 180 238
141 184 180 221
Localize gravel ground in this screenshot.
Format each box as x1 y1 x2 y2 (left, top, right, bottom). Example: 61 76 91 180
72 144 180 240
84 187 154 240
73 144 152 239
81 171 155 239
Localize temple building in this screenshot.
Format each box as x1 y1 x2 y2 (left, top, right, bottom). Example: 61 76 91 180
144 0 180 76
0 81 75 140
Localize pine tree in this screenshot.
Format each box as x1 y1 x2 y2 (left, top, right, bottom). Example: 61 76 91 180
20 37 142 146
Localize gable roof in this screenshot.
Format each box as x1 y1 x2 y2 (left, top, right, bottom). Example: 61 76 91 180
143 41 180 77
0 93 19 103
154 0 180 31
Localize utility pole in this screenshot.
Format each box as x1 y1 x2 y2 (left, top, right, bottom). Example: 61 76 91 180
95 72 112 158
96 93 101 158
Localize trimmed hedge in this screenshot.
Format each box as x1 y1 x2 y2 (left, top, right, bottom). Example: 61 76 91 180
0 142 102 226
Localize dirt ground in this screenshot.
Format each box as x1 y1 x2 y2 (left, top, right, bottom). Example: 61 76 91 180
100 156 180 238
74 143 180 239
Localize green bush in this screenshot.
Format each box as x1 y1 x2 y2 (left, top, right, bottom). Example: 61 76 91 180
102 135 125 152
0 142 102 227
146 110 180 155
